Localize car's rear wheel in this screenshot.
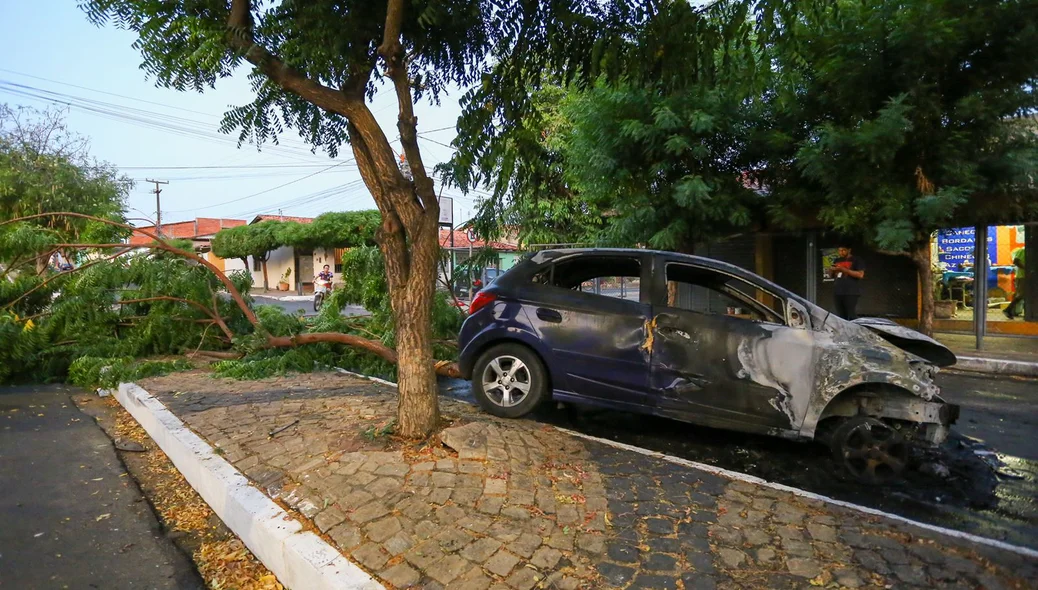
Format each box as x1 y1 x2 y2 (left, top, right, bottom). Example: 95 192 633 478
830 416 908 485
472 343 548 418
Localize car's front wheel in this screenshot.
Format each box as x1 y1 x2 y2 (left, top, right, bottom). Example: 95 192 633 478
472 343 548 418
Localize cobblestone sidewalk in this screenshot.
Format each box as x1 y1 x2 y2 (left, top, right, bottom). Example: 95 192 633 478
137 371 1036 590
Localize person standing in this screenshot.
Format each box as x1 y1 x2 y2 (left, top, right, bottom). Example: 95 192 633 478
1004 246 1026 319
828 245 866 320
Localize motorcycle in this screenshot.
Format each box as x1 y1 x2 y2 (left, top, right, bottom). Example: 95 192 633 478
313 277 333 312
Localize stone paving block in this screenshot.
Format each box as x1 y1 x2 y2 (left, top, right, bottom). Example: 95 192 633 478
436 528 477 552
365 516 402 543
349 501 390 524
505 566 542 590
383 530 415 556
461 537 504 563
328 522 362 550
352 542 390 571
507 533 543 559
453 567 494 590
405 539 448 569
485 549 521 577
597 562 636 587
427 554 470 585
381 562 420 588
313 506 346 533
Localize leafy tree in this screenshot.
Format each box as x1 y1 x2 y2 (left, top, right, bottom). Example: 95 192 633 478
760 0 1038 334
82 0 660 436
449 1 776 253
211 221 285 290
451 86 604 248
0 105 129 272
277 210 380 250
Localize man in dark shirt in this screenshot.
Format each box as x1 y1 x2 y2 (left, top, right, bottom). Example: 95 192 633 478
828 246 866 320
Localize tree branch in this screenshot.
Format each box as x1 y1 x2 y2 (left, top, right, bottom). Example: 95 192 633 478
1 212 263 330
115 296 235 342
378 0 438 232
3 245 134 310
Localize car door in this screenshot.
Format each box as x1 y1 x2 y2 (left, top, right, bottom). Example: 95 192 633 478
520 253 653 408
648 261 797 430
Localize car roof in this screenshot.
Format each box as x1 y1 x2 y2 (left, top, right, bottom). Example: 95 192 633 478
525 247 804 302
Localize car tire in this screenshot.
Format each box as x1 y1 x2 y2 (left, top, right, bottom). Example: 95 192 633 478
472 343 549 419
830 415 908 485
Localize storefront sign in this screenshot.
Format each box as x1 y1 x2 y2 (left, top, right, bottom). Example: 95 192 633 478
936 227 997 270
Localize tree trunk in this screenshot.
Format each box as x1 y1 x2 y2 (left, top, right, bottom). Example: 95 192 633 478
261 259 270 291
382 207 441 438
909 240 934 337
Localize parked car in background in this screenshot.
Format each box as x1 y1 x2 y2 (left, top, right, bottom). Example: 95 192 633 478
457 249 959 484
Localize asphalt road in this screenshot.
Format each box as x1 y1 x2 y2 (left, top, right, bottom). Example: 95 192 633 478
0 384 203 589
442 370 1038 549
937 371 1038 461
251 294 368 317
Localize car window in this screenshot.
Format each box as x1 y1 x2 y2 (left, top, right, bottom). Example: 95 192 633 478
665 263 784 323
542 256 642 302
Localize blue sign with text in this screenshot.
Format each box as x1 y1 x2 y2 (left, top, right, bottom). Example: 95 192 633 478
935 227 997 270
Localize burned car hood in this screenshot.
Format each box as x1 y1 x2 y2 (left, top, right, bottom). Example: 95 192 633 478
851 318 957 367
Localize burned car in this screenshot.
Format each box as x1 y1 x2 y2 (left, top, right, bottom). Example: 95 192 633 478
457 249 959 483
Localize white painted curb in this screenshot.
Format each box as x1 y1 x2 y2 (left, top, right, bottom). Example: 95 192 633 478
954 356 1038 378
112 383 383 590
336 367 1038 560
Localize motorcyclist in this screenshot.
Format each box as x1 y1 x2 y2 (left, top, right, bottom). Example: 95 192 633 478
315 265 333 287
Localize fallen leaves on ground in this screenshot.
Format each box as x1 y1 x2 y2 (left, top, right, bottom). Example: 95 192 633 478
195 539 283 590
101 399 282 590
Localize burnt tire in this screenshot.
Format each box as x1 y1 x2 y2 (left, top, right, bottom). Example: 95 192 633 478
472 343 548 419
830 416 908 485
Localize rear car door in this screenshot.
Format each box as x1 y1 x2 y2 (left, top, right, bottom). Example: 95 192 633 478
521 253 653 408
649 261 799 430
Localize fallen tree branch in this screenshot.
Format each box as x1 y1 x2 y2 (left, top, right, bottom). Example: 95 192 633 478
3 213 464 379
3 246 134 310
115 296 235 342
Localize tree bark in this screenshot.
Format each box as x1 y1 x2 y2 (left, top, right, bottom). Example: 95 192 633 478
261 258 270 291
909 240 934 337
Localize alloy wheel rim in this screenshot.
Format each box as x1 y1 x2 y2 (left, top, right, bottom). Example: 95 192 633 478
481 355 532 407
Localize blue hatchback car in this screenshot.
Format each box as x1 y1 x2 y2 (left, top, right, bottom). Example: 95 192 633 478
458 248 959 483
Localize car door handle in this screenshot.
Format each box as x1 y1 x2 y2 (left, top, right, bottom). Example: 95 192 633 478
536 308 563 323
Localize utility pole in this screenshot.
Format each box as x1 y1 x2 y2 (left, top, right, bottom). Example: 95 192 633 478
145 179 169 236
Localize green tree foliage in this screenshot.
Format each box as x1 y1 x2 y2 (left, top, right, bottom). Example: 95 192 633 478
210 221 284 290
563 79 767 252
763 0 1038 249
449 1 785 251
0 105 129 253
82 0 665 436
758 0 1038 333
277 210 380 250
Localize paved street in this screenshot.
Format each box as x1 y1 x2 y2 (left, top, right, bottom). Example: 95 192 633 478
251 293 369 317
137 371 1037 589
439 371 1038 551
0 385 203 589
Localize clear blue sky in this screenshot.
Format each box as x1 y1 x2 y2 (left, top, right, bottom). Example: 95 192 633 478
0 0 476 225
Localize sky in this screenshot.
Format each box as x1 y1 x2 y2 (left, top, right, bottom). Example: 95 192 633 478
0 0 478 226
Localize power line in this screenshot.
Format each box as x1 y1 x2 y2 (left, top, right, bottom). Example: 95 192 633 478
164 160 356 213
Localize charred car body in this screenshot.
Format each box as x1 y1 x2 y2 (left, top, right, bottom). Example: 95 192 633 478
458 249 959 483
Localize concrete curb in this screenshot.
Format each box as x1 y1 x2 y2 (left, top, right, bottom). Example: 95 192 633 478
335 367 1038 560
953 356 1038 378
111 382 383 590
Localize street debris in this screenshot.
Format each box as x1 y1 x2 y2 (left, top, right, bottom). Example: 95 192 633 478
115 439 146 452
268 419 299 438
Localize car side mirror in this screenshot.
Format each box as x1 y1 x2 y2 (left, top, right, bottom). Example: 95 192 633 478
786 299 810 330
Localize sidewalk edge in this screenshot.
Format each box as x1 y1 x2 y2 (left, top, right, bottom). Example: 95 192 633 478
335 367 1038 560
952 356 1038 378
112 382 383 590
